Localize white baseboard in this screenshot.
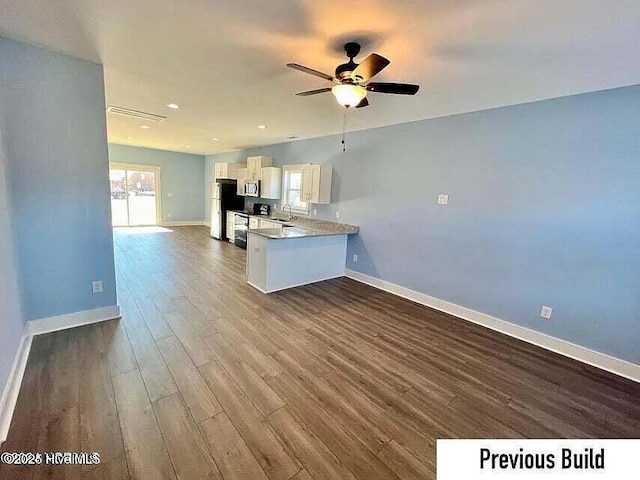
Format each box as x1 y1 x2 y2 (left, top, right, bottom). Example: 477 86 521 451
27 305 121 336
0 333 32 445
203 221 211 228
0 305 121 443
345 269 640 384
160 220 207 227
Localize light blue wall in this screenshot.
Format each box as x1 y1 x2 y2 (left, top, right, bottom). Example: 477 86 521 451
0 37 117 321
0 114 24 401
109 144 205 223
206 85 640 364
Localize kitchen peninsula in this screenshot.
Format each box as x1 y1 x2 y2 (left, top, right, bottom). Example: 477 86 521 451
246 216 359 293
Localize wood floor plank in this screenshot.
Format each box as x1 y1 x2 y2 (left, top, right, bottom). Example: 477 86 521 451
119 291 147 331
266 372 401 480
32 329 82 480
199 362 302 480
268 407 358 480
102 319 138 376
377 440 435 480
112 369 176 480
134 295 174 339
202 333 242 365
164 310 216 366
290 470 313 480
199 412 269 480
156 335 223 422
222 360 285 417
82 455 130 480
127 325 179 402
79 324 125 468
216 318 281 378
153 393 223 480
271 350 391 453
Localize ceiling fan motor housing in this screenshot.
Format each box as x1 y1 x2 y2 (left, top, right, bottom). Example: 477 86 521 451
335 61 359 82
336 42 363 82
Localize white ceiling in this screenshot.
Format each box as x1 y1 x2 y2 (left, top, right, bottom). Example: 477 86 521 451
1 0 639 155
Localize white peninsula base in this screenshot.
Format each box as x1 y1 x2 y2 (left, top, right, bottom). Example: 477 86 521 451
247 232 348 293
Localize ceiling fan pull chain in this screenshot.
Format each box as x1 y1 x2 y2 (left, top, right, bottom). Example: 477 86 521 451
342 109 348 152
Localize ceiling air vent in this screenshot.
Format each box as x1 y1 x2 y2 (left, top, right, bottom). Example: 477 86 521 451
106 105 167 122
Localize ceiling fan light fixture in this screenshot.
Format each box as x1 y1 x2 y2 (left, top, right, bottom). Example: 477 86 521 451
331 84 367 108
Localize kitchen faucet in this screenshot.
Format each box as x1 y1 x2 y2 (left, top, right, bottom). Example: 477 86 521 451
282 204 293 220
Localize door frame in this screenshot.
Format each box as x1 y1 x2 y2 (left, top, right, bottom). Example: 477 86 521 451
110 162 162 226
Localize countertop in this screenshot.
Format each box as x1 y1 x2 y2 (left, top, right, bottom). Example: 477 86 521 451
242 213 359 240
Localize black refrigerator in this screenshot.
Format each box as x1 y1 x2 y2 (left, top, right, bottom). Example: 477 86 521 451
210 180 244 240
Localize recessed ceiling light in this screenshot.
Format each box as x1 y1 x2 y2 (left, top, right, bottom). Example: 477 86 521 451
127 136 132 140
257 124 267 130
211 137 220 141
140 125 150 129
185 145 191 149
166 103 180 109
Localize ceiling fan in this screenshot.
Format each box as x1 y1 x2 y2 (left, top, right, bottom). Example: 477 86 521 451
287 42 419 109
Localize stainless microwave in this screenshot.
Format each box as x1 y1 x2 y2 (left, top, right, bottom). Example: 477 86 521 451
244 180 260 197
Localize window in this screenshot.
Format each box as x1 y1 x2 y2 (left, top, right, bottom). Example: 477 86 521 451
282 164 309 214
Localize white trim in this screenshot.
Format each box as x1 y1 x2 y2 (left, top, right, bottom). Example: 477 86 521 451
160 221 207 227
0 333 31 445
26 305 121 336
0 305 121 443
345 269 640 384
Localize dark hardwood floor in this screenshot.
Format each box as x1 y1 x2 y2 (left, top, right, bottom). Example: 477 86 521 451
1 225 638 479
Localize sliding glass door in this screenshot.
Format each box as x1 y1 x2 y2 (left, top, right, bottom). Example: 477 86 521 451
109 164 160 227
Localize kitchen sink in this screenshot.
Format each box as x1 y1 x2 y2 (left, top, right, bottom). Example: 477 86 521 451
269 218 295 226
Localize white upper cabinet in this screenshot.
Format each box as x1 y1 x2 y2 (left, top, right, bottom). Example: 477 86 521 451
214 162 242 180
260 167 281 199
236 168 248 195
301 164 332 204
247 156 272 181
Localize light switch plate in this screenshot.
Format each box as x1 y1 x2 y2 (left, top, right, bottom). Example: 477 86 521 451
335 211 340 219
437 194 449 205
540 306 553 320
92 280 103 294
353 254 358 263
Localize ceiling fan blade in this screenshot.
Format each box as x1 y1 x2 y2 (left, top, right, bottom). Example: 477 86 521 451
352 54 390 82
287 63 334 82
366 82 420 95
296 88 332 96
355 97 369 108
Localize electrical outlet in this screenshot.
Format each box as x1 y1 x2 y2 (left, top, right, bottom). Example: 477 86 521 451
540 306 553 320
437 194 449 205
167 192 173 198
335 211 340 219
167 212 172 218
353 254 358 263
313 209 317 216
92 280 103 294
